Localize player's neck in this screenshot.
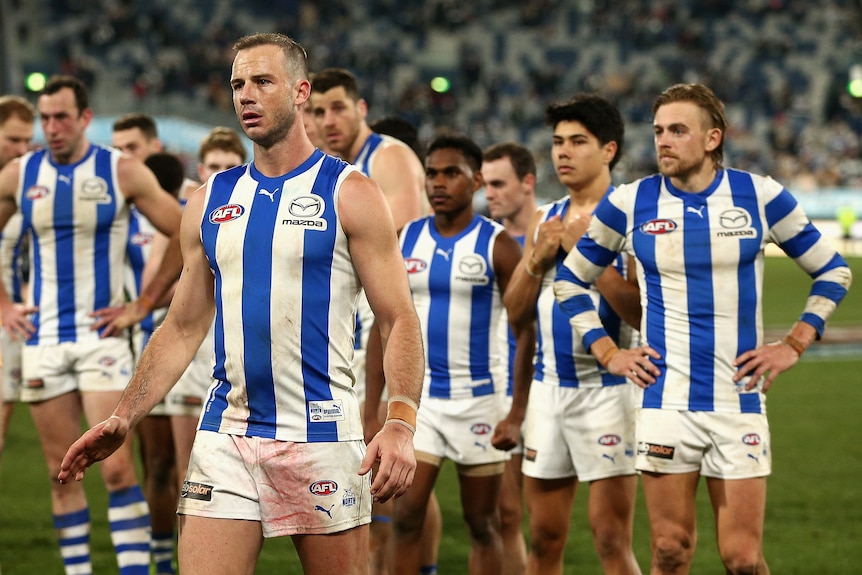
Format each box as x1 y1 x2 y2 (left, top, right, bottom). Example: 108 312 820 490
52 138 91 166
565 171 610 209
433 206 474 237
504 200 537 238
347 124 374 163
253 129 316 177
669 162 718 193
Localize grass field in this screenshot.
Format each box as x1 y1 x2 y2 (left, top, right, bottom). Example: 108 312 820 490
0 256 859 574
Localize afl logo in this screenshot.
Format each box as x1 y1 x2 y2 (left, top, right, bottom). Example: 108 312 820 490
289 195 323 218
26 185 49 200
130 232 153 246
640 219 677 235
470 423 492 435
741 433 761 446
209 204 245 223
98 356 116 367
404 258 427 274
309 480 338 496
598 434 621 446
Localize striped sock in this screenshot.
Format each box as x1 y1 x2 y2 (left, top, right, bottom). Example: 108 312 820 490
108 486 151 575
53 508 92 575
150 531 175 575
419 565 438 575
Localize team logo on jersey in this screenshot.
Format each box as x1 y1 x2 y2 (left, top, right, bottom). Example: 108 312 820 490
209 204 245 223
283 194 327 230
470 423 492 435
342 488 357 508
597 434 621 446
639 219 677 235
404 258 427 274
741 433 761 446
308 400 345 422
638 442 675 459
309 480 338 496
716 208 757 238
130 232 154 246
454 254 489 285
181 481 213 501
25 185 50 200
79 177 111 203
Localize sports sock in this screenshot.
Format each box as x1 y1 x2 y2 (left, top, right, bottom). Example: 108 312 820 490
53 507 92 575
150 531 175 574
108 485 151 575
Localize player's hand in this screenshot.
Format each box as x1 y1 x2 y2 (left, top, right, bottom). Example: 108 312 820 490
0 301 37 341
359 422 416 503
560 212 590 253
58 415 130 484
606 346 662 389
491 413 522 452
732 340 800 392
91 301 149 337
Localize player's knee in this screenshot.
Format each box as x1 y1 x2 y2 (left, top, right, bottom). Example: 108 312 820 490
529 524 567 560
652 534 694 573
720 548 765 575
392 504 425 537
462 510 500 546
498 500 523 534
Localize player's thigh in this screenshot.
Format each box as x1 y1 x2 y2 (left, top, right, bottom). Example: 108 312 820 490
457 466 504 521
640 470 700 541
706 476 766 552
293 525 369 575
586 473 639 531
178 514 262 575
28 391 84 472
171 415 199 483
523 475 577 535
136 415 176 466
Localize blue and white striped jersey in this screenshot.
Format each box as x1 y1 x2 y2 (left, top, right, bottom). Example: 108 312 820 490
125 207 163 341
197 149 364 442
400 214 507 400
535 196 637 389
556 169 852 414
17 145 129 345
0 213 26 305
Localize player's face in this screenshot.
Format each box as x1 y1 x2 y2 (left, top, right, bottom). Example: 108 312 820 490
112 127 161 161
0 114 34 167
38 87 91 164
309 86 363 157
231 44 300 149
481 157 530 222
425 147 482 217
653 101 718 179
198 149 244 182
551 120 612 191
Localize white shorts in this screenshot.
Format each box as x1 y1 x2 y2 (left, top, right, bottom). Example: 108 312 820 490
20 338 133 402
177 431 372 537
635 408 771 479
1 329 22 403
165 337 214 418
522 381 636 482
413 393 510 467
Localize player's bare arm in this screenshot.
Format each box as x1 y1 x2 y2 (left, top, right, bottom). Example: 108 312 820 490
339 172 423 502
0 159 36 339
370 144 427 227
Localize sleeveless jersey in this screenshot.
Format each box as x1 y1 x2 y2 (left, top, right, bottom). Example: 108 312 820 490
126 207 165 341
556 169 851 414
17 144 129 345
198 149 364 442
0 213 26 304
534 195 636 389
400 214 507 400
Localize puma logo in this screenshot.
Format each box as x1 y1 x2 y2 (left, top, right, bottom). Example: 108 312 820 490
435 248 453 261
314 504 334 518
686 205 705 218
259 188 279 202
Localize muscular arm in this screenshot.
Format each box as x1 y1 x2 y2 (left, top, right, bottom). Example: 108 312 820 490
59 190 215 482
370 144 427 228
594 255 642 330
0 160 36 339
339 172 423 502
501 210 545 326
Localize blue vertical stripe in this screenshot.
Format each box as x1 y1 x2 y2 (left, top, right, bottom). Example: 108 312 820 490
469 220 495 395
426 226 452 398
54 164 76 342
300 158 339 441
633 177 667 408
242 183 278 438
93 148 115 321
21 153 43 344
727 170 763 413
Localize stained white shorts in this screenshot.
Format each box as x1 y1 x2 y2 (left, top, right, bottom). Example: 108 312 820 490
635 408 771 479
177 431 372 537
20 338 133 402
521 380 636 482
0 329 22 403
413 392 510 468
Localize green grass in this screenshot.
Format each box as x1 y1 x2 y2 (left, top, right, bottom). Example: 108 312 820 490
1 257 859 574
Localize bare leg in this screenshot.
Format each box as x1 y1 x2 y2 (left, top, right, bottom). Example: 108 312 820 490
523 475 576 575
707 477 769 575
641 471 700 575
498 454 527 575
587 474 642 574
178 515 262 575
